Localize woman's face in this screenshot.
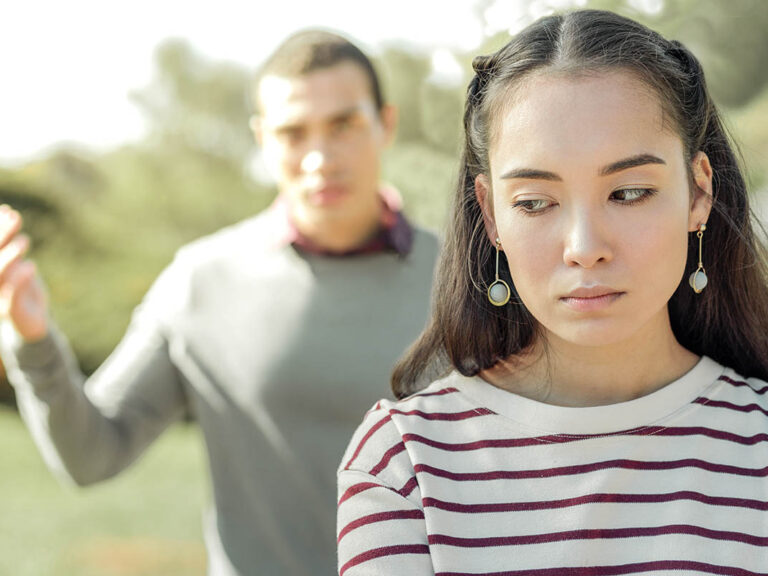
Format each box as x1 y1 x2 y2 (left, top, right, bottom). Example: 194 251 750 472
476 71 712 348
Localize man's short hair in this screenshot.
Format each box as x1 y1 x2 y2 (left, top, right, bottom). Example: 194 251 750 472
255 29 384 112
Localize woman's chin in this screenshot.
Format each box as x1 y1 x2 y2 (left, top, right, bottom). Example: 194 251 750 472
545 321 640 350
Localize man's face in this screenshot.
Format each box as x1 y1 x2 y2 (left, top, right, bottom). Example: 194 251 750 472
256 61 395 233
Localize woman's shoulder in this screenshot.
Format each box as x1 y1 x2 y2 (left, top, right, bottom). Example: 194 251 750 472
713 361 768 400
338 373 475 475
383 371 486 421
688 359 768 434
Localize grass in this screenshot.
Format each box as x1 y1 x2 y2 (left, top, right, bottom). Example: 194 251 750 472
0 406 207 576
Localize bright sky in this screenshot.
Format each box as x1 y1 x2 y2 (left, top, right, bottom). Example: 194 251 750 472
0 0 493 165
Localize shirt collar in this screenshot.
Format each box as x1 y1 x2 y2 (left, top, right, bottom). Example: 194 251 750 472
265 185 413 257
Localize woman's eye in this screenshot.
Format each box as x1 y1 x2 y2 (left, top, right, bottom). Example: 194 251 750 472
611 188 655 203
512 199 553 214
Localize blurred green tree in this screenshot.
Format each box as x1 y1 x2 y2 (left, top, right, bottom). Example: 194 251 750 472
380 48 432 143
131 39 256 168
639 0 768 108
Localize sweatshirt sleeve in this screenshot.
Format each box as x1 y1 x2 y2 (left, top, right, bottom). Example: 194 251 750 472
337 403 434 576
0 258 188 486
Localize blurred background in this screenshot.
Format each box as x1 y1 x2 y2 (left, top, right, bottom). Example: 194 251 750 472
2 0 767 574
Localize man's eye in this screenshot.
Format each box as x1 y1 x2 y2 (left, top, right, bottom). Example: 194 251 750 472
332 118 354 134
277 127 305 144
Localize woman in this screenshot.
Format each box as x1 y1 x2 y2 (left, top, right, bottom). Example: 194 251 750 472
337 9 768 575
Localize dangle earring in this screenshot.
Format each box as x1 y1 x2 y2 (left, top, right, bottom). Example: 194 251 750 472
688 224 708 293
487 238 511 306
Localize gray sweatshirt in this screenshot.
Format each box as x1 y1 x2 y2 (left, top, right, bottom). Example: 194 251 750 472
0 212 439 575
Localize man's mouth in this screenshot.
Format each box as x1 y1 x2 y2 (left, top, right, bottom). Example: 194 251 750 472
307 184 347 206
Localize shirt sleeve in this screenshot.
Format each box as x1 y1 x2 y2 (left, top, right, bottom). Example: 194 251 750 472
337 404 435 576
0 258 188 486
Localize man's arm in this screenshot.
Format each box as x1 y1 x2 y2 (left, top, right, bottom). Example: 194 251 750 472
0 205 187 485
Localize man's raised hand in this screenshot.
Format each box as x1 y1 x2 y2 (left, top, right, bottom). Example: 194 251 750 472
0 205 49 342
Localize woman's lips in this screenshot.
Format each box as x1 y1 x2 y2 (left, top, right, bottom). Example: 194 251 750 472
560 287 625 312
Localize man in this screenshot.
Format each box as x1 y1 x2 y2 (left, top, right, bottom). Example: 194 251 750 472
0 31 438 575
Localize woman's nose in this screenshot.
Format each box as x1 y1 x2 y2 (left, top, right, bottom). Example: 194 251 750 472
562 210 613 268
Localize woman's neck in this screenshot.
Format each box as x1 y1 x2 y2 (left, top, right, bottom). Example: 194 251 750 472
481 317 700 407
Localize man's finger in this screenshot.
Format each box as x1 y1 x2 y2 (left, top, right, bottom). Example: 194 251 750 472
0 259 26 316
2 259 49 341
0 235 30 284
0 206 23 249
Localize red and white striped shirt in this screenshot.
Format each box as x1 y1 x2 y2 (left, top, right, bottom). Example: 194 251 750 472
337 356 768 575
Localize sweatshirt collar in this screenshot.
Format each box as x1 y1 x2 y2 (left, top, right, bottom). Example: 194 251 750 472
266 185 413 257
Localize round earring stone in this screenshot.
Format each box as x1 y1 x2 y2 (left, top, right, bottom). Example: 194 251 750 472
488 281 510 305
688 270 708 293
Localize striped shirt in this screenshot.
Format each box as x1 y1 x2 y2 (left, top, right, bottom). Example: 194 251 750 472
337 356 768 575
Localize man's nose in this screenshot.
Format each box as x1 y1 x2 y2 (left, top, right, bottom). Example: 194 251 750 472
300 136 336 174
562 209 613 268
301 150 325 173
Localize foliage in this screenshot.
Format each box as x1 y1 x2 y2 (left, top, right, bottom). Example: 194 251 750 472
383 142 455 231
639 0 768 108
131 39 256 168
380 49 432 143
730 85 768 193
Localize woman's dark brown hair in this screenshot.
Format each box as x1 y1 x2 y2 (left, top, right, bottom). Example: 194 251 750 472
392 9 768 399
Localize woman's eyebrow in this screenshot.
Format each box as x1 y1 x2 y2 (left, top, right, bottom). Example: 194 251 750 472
500 168 561 181
500 154 667 181
598 153 666 176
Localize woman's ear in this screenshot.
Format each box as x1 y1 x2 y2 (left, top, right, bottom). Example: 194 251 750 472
475 174 498 243
689 151 714 231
